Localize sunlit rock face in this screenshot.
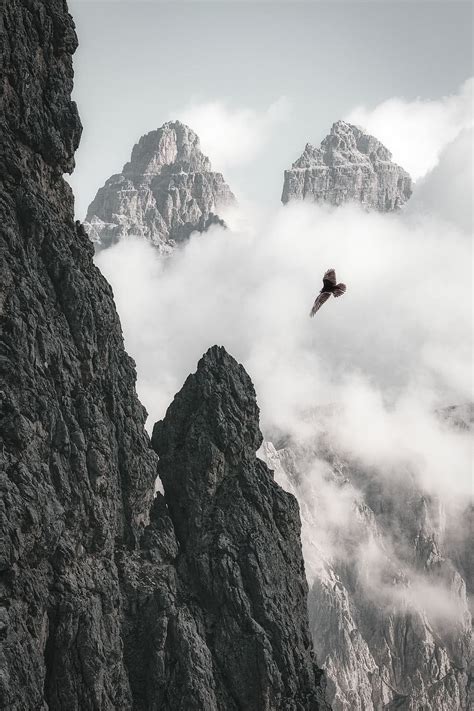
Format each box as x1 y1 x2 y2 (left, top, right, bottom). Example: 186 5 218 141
282 120 412 211
84 121 235 252
260 416 472 711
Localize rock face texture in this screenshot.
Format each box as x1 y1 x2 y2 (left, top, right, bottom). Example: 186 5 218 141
149 346 329 710
260 424 473 711
0 3 328 709
1 1 157 707
281 120 412 210
84 121 235 252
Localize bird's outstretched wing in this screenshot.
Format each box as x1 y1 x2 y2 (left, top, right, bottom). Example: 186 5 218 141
323 268 337 289
310 291 331 317
333 283 346 297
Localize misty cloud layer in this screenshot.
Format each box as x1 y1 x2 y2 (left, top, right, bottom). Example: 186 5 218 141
95 97 472 632
346 78 473 180
96 166 471 431
175 96 291 173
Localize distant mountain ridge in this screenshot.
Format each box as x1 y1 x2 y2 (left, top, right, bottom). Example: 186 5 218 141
282 120 412 211
84 120 235 252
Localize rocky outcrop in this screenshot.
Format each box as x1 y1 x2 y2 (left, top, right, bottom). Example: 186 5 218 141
149 346 329 710
0 2 328 709
282 120 412 210
260 428 472 711
84 121 235 252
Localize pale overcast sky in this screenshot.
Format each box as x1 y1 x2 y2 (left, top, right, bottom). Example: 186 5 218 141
67 1 473 218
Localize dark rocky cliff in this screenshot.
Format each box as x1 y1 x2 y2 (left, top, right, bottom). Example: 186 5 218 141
0 3 328 708
150 346 328 710
119 347 329 711
1 1 157 707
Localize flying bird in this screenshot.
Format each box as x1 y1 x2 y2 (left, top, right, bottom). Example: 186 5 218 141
310 268 347 317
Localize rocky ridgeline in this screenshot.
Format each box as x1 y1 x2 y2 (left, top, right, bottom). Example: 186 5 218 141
282 120 412 211
0 2 328 709
260 421 472 711
84 121 235 252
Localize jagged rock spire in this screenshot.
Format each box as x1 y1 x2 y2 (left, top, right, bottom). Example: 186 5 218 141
124 120 213 175
151 346 330 710
84 121 235 252
282 120 412 211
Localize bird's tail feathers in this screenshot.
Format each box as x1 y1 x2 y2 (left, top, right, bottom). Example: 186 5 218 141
334 283 347 297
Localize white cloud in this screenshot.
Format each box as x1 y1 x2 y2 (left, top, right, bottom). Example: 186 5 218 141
409 127 473 233
351 536 469 627
326 378 472 500
95 106 472 633
175 96 291 170
95 170 472 497
346 78 473 180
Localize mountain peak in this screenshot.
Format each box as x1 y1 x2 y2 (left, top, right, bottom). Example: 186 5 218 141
282 120 412 210
152 345 263 509
124 120 212 176
84 121 235 251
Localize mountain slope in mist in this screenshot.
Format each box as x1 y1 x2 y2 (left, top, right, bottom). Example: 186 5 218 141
260 406 472 710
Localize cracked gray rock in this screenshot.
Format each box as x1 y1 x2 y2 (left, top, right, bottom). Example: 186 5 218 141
282 120 412 211
84 121 235 252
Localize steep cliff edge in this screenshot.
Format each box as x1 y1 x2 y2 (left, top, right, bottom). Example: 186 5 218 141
282 120 412 210
84 121 235 252
0 5 327 709
1 1 157 707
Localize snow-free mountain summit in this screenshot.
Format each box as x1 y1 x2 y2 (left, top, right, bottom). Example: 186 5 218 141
282 120 412 210
85 121 235 252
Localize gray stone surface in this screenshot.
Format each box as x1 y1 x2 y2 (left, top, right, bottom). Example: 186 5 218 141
0 3 328 709
84 121 235 252
282 120 412 211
